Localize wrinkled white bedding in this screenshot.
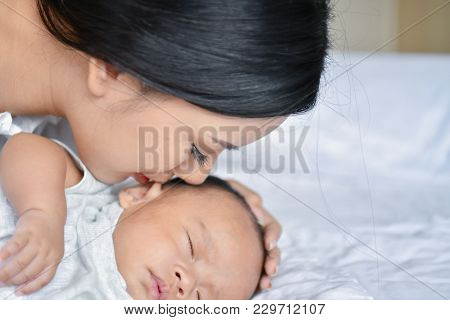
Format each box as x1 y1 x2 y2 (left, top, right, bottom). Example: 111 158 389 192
214 51 450 299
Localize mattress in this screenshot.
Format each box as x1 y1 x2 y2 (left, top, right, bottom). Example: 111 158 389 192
213 51 450 299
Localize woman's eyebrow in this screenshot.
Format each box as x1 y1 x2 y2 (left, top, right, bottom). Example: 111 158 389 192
210 137 239 150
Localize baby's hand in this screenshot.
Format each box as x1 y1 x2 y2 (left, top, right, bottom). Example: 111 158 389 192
0 209 64 295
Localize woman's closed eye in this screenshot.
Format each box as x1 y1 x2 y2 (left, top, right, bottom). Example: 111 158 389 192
191 144 209 167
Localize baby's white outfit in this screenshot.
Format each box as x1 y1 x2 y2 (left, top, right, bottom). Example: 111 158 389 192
0 112 132 300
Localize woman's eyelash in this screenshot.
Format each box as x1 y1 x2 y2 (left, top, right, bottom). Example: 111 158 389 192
191 144 208 167
197 291 201 300
187 231 194 257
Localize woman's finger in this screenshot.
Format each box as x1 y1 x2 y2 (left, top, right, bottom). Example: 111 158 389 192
265 247 281 276
227 179 263 208
226 178 282 291
226 179 282 244
252 205 281 234
269 246 281 262
259 249 281 291
261 216 282 250
259 275 272 290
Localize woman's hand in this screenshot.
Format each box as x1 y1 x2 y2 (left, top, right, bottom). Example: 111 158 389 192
227 179 281 290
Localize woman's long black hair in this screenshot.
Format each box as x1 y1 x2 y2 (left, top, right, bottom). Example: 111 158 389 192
37 0 330 118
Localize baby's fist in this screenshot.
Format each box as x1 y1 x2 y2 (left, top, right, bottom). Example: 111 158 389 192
0 209 64 295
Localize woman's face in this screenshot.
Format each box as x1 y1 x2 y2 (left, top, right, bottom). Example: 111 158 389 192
65 67 285 185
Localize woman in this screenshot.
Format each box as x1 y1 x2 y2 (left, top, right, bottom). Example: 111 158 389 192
0 0 330 290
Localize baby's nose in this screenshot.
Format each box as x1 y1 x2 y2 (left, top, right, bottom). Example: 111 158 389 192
174 269 196 299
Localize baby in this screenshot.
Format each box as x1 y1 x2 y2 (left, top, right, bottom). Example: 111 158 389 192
0 134 264 299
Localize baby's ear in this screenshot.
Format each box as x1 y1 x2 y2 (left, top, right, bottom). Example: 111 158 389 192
119 182 162 208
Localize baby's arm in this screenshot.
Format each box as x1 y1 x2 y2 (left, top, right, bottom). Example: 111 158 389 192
0 133 81 295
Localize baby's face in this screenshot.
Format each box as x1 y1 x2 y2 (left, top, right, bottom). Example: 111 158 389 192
113 184 263 300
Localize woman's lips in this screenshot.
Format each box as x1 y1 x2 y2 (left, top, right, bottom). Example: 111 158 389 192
133 173 150 184
133 173 172 184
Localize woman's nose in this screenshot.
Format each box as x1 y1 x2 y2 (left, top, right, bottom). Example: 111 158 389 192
176 170 209 185
174 159 213 185
174 268 196 299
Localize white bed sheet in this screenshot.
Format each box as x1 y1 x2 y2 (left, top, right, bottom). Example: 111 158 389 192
213 51 450 299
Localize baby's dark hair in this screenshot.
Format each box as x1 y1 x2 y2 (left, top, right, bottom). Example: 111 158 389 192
165 176 265 295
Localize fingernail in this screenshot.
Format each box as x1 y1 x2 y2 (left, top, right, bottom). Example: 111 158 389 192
267 240 276 251
273 266 279 276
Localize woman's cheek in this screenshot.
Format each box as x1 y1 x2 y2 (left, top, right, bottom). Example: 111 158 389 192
152 143 188 173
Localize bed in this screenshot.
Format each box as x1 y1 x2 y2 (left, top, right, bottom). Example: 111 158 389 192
27 51 450 300
213 51 450 300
